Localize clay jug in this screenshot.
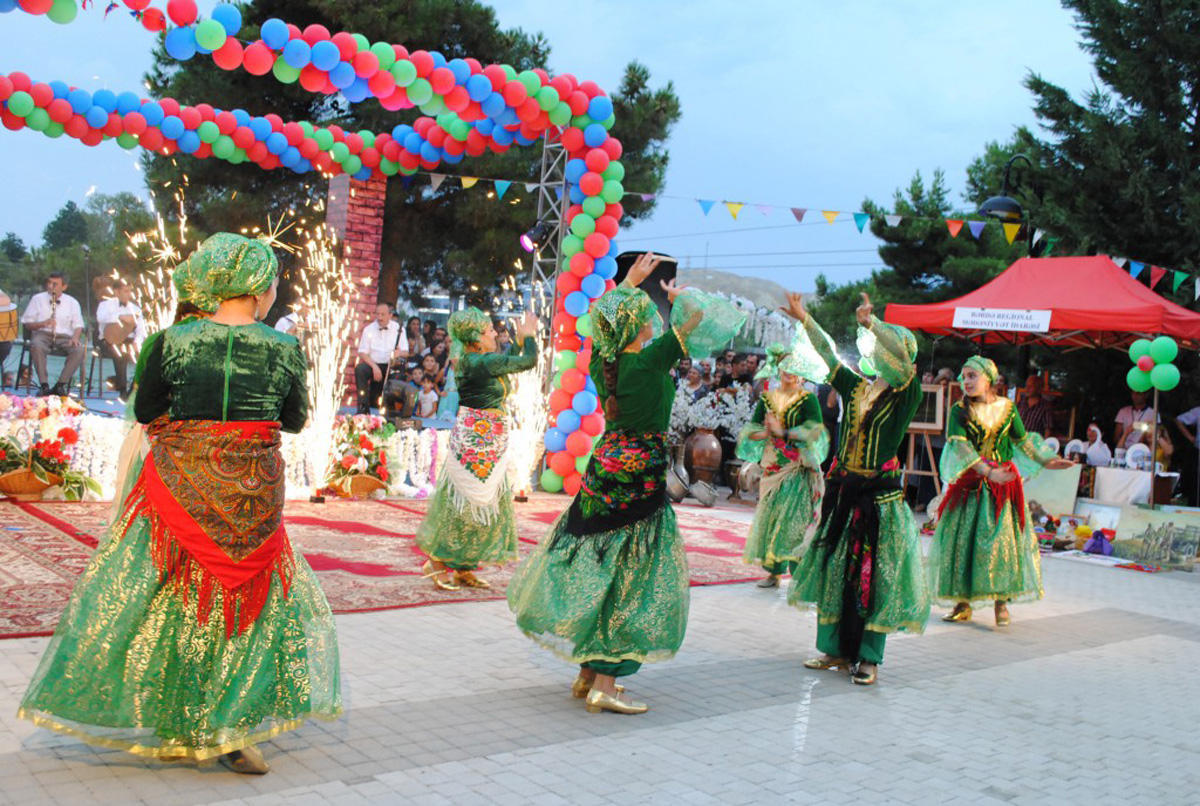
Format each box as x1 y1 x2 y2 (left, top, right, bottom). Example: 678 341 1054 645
684 428 723 484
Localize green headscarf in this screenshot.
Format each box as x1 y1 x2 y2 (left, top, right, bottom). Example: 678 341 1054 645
173 233 279 314
754 342 790 381
448 307 491 360
959 355 998 385
591 285 661 360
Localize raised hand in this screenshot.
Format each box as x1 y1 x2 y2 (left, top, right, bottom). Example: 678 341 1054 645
780 291 807 322
625 252 663 288
660 278 686 303
515 311 539 340
856 292 874 327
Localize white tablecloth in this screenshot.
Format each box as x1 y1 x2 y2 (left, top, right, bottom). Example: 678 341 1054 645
1093 467 1153 505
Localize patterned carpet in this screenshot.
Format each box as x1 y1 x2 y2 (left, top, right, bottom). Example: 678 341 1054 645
0 496 760 639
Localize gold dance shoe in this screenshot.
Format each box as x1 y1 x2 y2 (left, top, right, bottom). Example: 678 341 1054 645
756 575 780 588
994 603 1010 627
942 604 972 623
571 674 623 699
455 570 491 589
851 664 877 686
803 655 850 671
585 688 647 715
218 745 270 775
422 560 460 591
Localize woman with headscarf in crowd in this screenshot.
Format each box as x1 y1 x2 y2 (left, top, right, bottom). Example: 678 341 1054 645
20 233 341 775
737 341 828 588
931 356 1072 627
783 292 929 686
415 308 539 590
508 253 745 715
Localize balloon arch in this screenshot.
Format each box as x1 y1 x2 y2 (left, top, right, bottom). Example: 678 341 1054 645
1 0 626 496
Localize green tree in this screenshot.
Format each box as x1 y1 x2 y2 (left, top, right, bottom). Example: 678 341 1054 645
144 0 680 308
42 201 89 250
0 233 26 263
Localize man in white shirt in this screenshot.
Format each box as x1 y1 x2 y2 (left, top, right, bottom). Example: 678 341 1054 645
275 310 299 335
21 273 85 397
95 278 146 397
1114 390 1158 450
355 302 407 414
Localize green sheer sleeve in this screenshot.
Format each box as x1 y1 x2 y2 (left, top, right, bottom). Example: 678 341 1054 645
1010 407 1058 479
858 315 916 388
787 392 829 470
940 404 981 485
478 336 538 377
736 398 768 463
794 315 839 385
669 289 747 358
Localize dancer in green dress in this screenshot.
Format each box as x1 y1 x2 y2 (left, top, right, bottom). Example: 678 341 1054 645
932 356 1071 626
784 292 929 685
737 345 828 588
416 309 539 590
19 233 341 774
508 253 745 714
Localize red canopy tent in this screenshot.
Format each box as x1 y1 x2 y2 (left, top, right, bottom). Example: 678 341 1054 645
884 256 1200 349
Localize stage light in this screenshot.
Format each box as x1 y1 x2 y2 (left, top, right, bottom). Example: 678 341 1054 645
520 219 553 253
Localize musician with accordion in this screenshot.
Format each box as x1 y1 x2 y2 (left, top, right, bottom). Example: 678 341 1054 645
20 272 85 397
95 278 147 398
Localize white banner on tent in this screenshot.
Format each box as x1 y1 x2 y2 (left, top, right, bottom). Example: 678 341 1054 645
952 307 1052 332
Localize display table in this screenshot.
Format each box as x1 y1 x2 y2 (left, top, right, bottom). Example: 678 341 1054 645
1092 466 1178 505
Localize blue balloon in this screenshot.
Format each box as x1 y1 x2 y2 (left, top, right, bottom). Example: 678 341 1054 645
140 102 163 127
481 92 506 118
491 126 513 146
565 158 587 184
165 27 197 61
544 427 567 452
91 89 116 112
67 89 92 115
353 166 373 180
0 0 17 13
279 146 300 167
114 91 140 114
442 150 463 165
568 185 585 204
260 18 289 50
587 95 613 122
329 62 356 89
466 74 492 102
572 390 598 416
594 256 618 279
583 123 607 147
249 117 272 140
584 376 596 394
211 3 242 36
160 116 184 140
607 239 619 257
403 132 423 154
391 123 413 141
419 142 441 163
475 119 494 136
266 131 288 155
564 291 590 317
49 81 69 99
231 108 250 126
556 410 581 433
177 130 201 154
447 58 471 84
84 106 108 129
311 40 340 71
515 132 535 146
282 39 311 68
580 274 606 299
343 78 369 103
429 51 447 68
496 108 520 127
293 158 312 173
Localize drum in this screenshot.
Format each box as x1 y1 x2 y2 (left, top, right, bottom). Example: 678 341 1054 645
0 305 16 342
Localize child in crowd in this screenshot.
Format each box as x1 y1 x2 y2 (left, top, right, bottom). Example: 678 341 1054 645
417 375 440 418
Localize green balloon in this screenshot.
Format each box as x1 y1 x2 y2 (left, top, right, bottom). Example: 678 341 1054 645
44 122 64 138
554 350 575 371
571 114 592 129
517 70 541 96
1127 366 1153 393
576 312 593 337
195 19 227 51
539 468 563 493
570 213 596 238
500 64 517 80
602 160 625 182
575 454 590 474
548 102 572 126
1150 335 1179 365
47 0 77 24
330 141 350 161
536 86 560 111
379 158 398 175
1129 338 1153 363
6 91 34 118
24 107 49 132
398 164 418 175
272 57 301 84
391 60 418 87
357 130 375 148
406 77 433 105
342 155 363 175
600 113 615 130
600 180 624 204
552 370 563 388
371 42 396 69
449 119 471 141
419 95 446 115
229 148 246 164
197 121 220 144
1151 363 1181 391
116 132 138 149
299 121 314 136
212 135 235 159
561 234 584 256
351 33 370 52
314 129 334 150
582 195 606 218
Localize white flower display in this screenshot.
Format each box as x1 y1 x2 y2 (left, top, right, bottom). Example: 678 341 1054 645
687 394 724 431
717 384 756 435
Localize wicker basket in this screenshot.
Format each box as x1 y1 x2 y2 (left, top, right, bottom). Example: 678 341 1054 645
0 467 63 501
334 473 387 498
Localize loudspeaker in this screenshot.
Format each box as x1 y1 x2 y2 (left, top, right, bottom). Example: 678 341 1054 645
614 251 678 327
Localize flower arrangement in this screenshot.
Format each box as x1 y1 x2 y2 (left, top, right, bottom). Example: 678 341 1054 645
688 393 724 431
0 426 102 500
716 383 757 436
325 415 397 496
668 384 696 445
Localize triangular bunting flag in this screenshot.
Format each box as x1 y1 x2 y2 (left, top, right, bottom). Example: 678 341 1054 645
461 176 479 188
884 214 903 227
640 193 656 202
1194 282 1200 302
1032 228 1045 246
967 220 986 239
1002 222 1021 244
755 204 772 216
853 212 870 232
1150 266 1166 289
1112 257 1128 269
945 219 964 238
791 208 807 223
1129 261 1145 279
1172 270 1188 293
494 180 511 199
429 173 446 192
725 201 745 219
698 199 716 216
525 182 538 193
822 210 839 224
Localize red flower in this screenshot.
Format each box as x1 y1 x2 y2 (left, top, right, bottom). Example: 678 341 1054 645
379 452 388 464
57 428 78 445
359 435 374 452
0 449 6 460
378 467 389 481
340 455 357 469
38 409 50 420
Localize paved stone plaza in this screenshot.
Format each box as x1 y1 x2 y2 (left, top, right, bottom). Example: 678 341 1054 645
2 524 1198 805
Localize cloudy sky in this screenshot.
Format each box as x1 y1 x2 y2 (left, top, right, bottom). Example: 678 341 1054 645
0 1 1096 291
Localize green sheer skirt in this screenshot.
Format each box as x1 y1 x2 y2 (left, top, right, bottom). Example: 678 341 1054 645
18 513 342 760
743 464 822 570
507 504 689 667
415 475 519 570
929 485 1043 605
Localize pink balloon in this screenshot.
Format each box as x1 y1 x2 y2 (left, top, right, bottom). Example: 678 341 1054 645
1137 355 1154 372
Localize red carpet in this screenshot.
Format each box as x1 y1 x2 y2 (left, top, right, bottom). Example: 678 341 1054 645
0 495 759 639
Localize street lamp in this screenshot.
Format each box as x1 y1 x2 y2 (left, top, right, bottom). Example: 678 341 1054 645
978 154 1037 253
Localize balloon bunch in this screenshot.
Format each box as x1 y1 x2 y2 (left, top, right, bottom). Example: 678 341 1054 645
1127 336 1181 393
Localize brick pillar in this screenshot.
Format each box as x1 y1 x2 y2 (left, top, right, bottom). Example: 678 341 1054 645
326 173 387 406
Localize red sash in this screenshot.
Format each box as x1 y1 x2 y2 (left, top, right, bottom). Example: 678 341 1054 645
937 459 1026 530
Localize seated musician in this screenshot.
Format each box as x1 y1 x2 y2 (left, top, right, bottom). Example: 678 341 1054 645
95 277 146 398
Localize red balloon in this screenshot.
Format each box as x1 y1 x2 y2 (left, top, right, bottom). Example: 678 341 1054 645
426 127 445 148
602 137 623 160
300 65 328 92
584 233 610 258
247 141 268 162
138 128 163 151
412 117 434 137
286 24 302 42
360 147 380 168
64 115 88 139
299 137 320 159
549 450 575 477
102 113 123 137
368 70 396 98
381 140 401 161
1 109 23 131
567 90 589 116
569 253 594 277
232 126 255 150
555 271 581 297
605 202 624 220
578 80 602 98
243 42 274 75
262 112 282 129
552 312 577 336
502 80 528 107
442 138 464 157
429 67 456 95
302 24 331 45
29 83 53 108
0 76 12 102
549 75 574 97
8 72 31 92
483 65 507 90
581 412 605 437
380 88 410 112
565 431 592 457
576 349 592 368
578 171 603 197
81 129 103 147
392 44 410 60
595 215 619 237
124 0 152 9
1137 355 1155 372
195 103 216 121
215 111 238 135
604 279 616 292
158 97 180 116
563 472 582 496
445 85 470 112
47 98 72 124
516 97 541 123
353 51 380 78
331 32 358 61
166 0 197 26
213 38 244 71
345 133 364 154
566 203 583 220
18 0 53 13
123 112 147 135
557 334 582 352
562 369 586 394
549 388 573 414
140 7 164 30
178 107 201 129
585 149 610 174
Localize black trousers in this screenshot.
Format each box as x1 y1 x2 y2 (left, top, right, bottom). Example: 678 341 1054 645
354 362 384 413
